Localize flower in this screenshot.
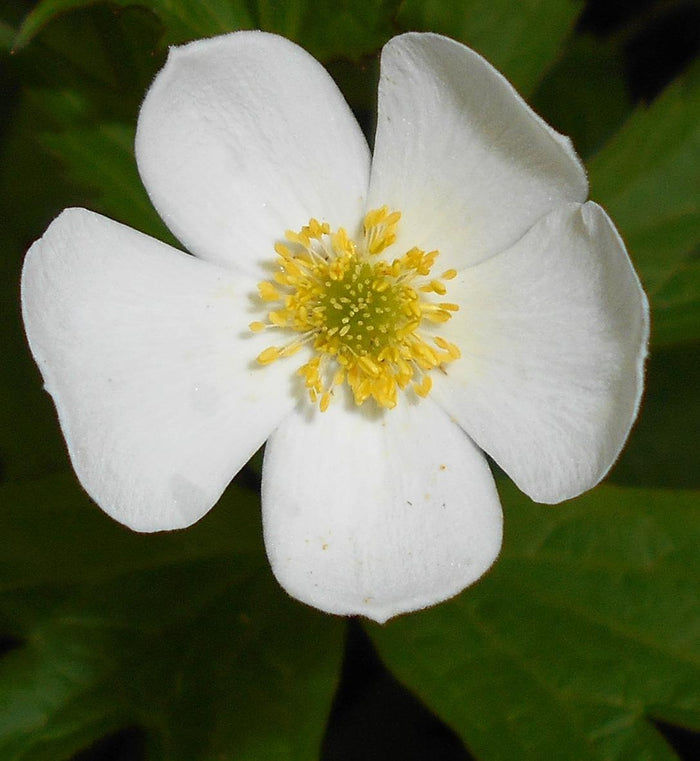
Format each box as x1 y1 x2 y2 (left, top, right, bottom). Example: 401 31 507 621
21 31 648 623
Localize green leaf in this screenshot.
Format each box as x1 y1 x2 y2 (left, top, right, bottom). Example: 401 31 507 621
15 0 400 61
531 34 632 159
588 62 700 348
369 483 700 761
0 18 15 51
38 117 174 242
12 0 252 52
250 0 400 62
0 88 83 482
0 4 178 482
650 253 700 347
11 4 175 240
611 341 700 490
396 0 582 96
0 475 343 760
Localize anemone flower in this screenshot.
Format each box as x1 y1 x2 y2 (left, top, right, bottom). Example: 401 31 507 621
22 31 648 622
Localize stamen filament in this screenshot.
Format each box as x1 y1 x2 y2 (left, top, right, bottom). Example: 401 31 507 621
252 207 461 410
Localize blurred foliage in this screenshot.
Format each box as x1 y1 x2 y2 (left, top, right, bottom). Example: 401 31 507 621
371 482 700 761
0 1 698 759
396 0 581 96
12 0 402 60
0 476 343 760
588 59 700 348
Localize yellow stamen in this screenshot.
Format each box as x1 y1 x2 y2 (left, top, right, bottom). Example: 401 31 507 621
413 375 433 397
251 207 461 410
257 346 281 365
258 282 281 301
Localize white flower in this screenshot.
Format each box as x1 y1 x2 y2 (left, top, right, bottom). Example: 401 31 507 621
21 31 648 623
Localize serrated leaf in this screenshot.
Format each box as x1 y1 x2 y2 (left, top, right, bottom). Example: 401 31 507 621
588 62 700 348
0 475 343 761
396 0 582 96
369 483 700 761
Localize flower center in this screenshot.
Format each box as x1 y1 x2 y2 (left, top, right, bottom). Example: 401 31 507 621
250 207 461 411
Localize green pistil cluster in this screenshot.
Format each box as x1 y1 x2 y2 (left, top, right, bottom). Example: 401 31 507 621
319 262 408 356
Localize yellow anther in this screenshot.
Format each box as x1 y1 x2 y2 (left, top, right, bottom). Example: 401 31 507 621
413 375 432 397
258 282 281 301
434 336 461 360
257 346 281 365
274 242 292 257
364 206 402 255
252 207 461 411
423 309 451 323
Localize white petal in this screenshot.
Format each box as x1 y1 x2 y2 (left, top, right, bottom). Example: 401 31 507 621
22 208 297 531
432 202 649 503
261 395 503 622
136 31 370 277
368 33 588 270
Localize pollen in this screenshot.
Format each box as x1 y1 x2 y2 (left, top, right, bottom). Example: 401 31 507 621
251 206 461 410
